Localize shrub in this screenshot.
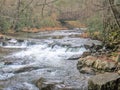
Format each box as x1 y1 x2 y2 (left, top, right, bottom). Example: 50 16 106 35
39 17 60 28
86 15 104 40
0 16 11 32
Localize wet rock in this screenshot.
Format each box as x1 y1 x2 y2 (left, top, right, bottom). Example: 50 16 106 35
36 78 46 89
54 85 83 90
17 39 24 43
4 61 13 65
14 66 40 73
67 54 81 60
81 51 91 58
2 41 7 46
80 67 95 75
88 73 120 90
84 43 97 51
36 78 64 90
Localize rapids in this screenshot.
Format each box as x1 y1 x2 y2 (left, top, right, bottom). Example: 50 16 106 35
0 29 101 90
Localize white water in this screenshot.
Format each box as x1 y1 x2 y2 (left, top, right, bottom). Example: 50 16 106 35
1 43 88 89
0 29 101 90
6 43 86 67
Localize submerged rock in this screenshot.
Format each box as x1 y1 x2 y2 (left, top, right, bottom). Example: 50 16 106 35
67 54 81 60
54 85 84 90
88 73 120 90
36 78 64 90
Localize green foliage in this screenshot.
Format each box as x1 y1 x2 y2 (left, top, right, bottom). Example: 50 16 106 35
105 28 120 50
86 15 104 40
15 12 32 31
0 16 11 32
87 16 103 32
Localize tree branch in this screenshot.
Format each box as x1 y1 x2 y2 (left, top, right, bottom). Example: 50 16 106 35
108 0 120 28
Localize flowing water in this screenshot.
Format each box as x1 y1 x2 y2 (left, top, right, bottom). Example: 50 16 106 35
0 29 101 90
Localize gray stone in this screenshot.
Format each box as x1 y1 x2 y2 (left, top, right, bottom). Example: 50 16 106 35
36 78 64 90
85 59 95 67
93 59 102 70
77 56 117 73
80 67 95 75
88 73 120 90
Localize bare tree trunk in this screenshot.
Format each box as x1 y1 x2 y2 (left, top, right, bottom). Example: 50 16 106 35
12 0 21 31
41 0 47 18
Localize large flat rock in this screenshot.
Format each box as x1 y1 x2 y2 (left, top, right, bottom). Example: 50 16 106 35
88 73 120 90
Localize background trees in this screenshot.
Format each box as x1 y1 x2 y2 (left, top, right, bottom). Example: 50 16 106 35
103 0 120 50
0 0 119 50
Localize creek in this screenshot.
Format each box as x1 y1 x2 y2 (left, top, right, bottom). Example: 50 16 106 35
0 29 101 90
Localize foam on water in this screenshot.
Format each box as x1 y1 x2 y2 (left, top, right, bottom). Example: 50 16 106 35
1 40 29 48
0 29 95 89
4 82 39 90
0 73 14 80
8 43 86 67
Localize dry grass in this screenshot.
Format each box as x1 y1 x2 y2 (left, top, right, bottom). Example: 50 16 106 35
66 21 86 28
80 32 90 38
0 34 5 38
22 27 68 33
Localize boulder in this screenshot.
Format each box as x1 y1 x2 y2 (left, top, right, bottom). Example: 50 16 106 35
88 73 120 90
77 56 117 74
93 59 116 71
36 78 64 90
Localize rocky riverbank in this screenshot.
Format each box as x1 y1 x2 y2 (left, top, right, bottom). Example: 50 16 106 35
0 29 119 90
77 44 120 90
77 55 119 74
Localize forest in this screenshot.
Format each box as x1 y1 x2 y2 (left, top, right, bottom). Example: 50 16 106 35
0 0 120 90
0 0 119 50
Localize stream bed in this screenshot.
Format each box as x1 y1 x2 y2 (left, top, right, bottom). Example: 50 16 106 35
0 29 101 90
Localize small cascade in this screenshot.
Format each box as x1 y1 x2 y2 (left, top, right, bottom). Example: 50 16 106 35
0 38 36 48
10 43 86 61
0 29 101 90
